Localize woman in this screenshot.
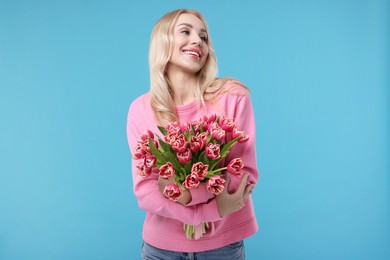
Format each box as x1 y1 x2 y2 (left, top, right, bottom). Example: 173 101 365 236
127 9 259 259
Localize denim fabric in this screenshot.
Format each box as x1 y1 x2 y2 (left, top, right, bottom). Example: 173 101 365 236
141 240 245 260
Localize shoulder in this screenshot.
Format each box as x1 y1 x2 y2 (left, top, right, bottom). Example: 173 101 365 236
204 78 254 119
206 78 250 101
128 93 150 112
127 92 151 120
221 79 250 97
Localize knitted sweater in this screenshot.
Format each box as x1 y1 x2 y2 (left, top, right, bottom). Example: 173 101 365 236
126 83 259 252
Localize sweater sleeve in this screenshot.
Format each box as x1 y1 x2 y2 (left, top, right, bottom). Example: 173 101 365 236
127 105 222 225
225 91 259 193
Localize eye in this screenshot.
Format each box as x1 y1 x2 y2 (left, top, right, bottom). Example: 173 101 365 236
200 35 208 42
180 30 190 35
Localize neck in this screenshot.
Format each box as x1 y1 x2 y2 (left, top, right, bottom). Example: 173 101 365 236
166 69 198 106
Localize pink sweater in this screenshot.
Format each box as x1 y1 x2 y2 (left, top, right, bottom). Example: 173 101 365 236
126 83 259 252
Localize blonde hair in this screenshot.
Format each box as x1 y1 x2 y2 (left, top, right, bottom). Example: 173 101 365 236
149 9 247 126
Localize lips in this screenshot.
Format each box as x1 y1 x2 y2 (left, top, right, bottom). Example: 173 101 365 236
182 48 202 59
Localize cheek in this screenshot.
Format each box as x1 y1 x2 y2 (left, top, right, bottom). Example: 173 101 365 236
174 36 187 47
203 45 210 55
172 42 182 57
203 48 210 61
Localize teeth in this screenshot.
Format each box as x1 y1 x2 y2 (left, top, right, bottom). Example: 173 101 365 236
183 50 200 57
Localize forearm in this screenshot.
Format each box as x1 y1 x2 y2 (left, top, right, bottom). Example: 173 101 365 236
133 171 222 225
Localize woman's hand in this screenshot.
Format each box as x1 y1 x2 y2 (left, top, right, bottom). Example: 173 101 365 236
216 173 255 217
158 176 192 205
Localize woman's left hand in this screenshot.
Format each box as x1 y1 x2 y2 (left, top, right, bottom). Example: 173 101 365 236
158 176 192 205
216 173 254 217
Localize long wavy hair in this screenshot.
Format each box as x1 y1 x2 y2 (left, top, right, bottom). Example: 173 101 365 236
149 9 247 126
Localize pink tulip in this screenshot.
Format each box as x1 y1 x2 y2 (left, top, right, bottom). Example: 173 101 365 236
189 136 201 153
171 134 188 153
191 121 201 134
219 117 235 132
232 128 249 143
209 122 226 141
207 176 225 195
183 174 200 189
159 162 175 178
166 122 181 133
164 131 179 145
205 143 221 160
191 162 209 180
163 184 183 201
198 132 209 145
133 142 151 160
177 149 192 164
144 155 156 169
201 121 209 131
140 130 154 141
136 161 151 178
200 114 217 131
227 158 244 175
202 113 217 124
212 129 226 142
133 143 145 160
180 122 191 133
190 134 206 153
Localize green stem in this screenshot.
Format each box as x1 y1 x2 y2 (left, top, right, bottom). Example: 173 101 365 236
206 167 227 178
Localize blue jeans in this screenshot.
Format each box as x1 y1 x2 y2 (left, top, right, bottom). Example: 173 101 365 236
141 240 245 260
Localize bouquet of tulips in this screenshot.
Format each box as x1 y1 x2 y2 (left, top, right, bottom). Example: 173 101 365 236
133 114 249 239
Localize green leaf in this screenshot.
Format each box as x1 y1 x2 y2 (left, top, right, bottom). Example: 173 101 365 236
220 137 240 157
148 138 165 162
161 151 175 163
184 162 192 174
158 125 167 136
198 151 210 164
184 131 191 142
162 151 186 177
155 158 165 165
158 137 171 153
191 124 196 135
199 122 204 133
207 135 214 144
209 157 223 171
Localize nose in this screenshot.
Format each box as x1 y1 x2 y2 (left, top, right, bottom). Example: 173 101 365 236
190 33 202 45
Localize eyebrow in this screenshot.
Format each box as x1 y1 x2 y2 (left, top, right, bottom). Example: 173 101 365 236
177 23 207 33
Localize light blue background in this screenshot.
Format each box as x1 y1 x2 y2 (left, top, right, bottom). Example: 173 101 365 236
1 0 389 259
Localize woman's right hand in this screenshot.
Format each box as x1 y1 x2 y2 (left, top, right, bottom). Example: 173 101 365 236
216 173 255 217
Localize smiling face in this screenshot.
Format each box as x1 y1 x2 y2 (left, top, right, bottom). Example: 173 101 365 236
167 13 210 75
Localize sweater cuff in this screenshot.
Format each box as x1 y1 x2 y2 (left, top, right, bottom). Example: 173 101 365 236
202 198 223 222
186 182 215 207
